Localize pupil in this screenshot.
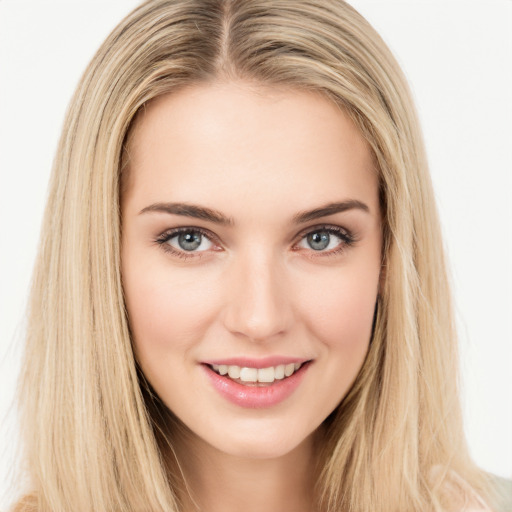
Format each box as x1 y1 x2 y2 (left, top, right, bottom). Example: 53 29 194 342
308 231 330 251
178 232 202 251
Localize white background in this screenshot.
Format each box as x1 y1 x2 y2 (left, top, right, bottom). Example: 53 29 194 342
0 0 511 507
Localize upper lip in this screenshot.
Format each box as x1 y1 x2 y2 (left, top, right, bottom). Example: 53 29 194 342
202 356 311 369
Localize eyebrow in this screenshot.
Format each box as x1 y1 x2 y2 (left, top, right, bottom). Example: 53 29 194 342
139 202 234 225
292 200 370 223
139 199 370 226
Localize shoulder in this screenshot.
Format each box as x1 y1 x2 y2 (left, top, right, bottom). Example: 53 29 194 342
429 465 495 512
448 472 512 512
490 475 512 512
9 493 38 512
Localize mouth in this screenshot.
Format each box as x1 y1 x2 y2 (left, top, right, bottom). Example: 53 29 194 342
201 359 312 408
206 361 308 386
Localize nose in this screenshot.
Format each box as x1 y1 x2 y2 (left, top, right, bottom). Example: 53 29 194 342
221 250 293 342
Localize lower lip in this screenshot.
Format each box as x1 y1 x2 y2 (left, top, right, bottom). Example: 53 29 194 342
202 363 310 409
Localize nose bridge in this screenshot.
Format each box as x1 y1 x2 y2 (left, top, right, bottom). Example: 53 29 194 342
222 247 291 342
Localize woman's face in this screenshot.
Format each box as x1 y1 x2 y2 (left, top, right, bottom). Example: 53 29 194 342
121 82 382 459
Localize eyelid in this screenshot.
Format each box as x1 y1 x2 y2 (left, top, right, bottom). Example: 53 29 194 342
294 223 354 242
156 226 220 243
155 226 223 259
292 224 356 254
154 223 356 260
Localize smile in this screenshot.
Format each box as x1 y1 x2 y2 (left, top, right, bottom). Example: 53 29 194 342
202 359 312 408
209 362 303 385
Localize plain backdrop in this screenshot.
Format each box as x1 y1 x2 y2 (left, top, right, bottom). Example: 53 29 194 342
0 0 511 507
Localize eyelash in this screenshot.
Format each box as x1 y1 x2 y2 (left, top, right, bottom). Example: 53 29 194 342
295 225 356 258
155 226 218 260
154 224 356 260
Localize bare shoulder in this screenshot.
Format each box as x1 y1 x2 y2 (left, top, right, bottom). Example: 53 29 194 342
9 494 38 512
490 476 512 512
452 474 512 512
430 466 508 512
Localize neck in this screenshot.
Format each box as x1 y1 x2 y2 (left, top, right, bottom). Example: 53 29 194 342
171 430 320 512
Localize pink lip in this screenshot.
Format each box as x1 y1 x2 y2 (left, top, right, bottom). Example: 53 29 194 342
201 361 311 409
202 356 308 369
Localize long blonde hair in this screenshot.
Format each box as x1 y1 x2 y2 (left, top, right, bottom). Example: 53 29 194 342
13 1 495 510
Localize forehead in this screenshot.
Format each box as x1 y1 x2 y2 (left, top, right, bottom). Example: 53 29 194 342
122 81 378 218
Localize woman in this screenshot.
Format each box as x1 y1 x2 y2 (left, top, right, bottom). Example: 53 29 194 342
9 0 505 510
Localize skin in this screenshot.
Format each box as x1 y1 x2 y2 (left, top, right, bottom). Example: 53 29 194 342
121 81 382 512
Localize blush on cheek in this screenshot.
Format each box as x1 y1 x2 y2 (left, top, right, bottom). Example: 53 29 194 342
125 269 221 355
301 278 377 350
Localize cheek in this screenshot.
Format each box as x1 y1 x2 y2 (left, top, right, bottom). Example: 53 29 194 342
122 258 220 360
297 262 379 352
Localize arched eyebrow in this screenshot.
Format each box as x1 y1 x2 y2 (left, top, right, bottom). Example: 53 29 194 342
139 202 234 225
138 199 369 225
292 200 370 223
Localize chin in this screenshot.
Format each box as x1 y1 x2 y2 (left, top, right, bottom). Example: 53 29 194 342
193 416 320 461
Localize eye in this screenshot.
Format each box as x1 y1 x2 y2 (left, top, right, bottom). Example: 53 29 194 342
156 227 218 257
169 230 212 252
296 226 355 254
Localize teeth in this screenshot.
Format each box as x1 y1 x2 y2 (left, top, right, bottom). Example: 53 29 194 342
274 365 285 380
210 362 305 383
239 367 258 382
228 366 240 379
257 367 275 383
284 363 295 377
